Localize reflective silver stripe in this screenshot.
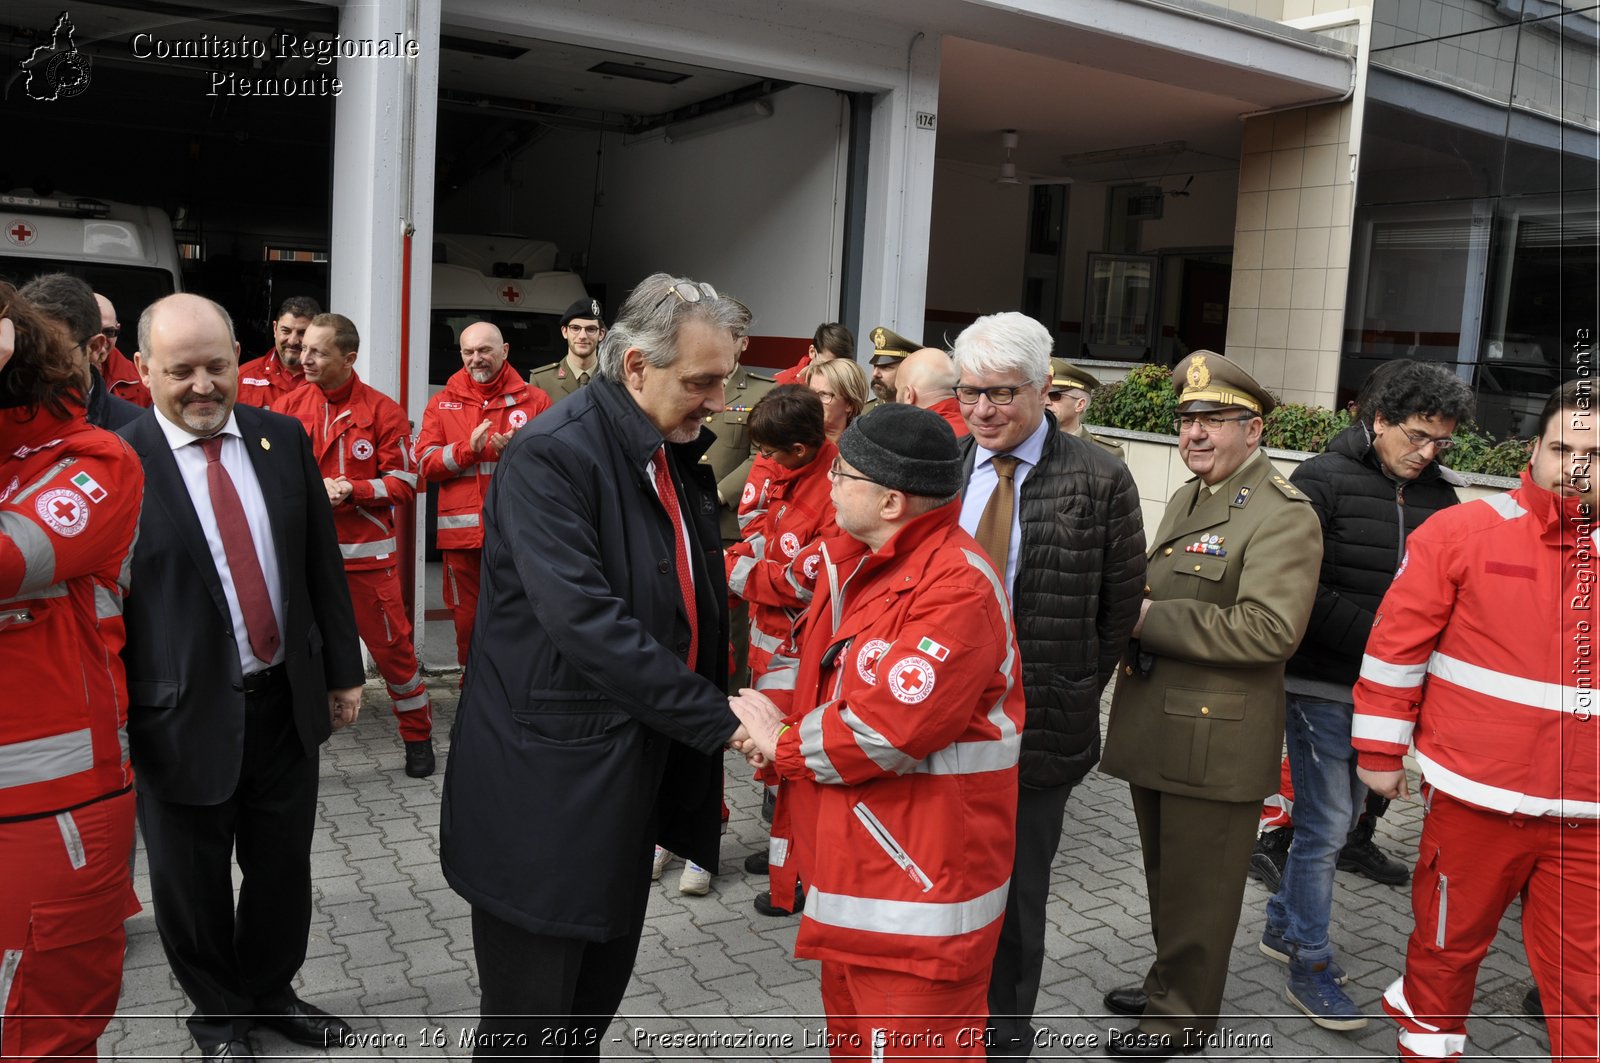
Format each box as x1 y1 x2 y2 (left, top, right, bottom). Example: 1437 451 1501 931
1350 713 1412 747
367 479 388 500
806 879 1009 939
340 538 397 559
1414 750 1600 818
0 728 94 789
56 811 86 870
756 659 798 693
94 583 122 619
783 565 814 604
841 705 917 775
438 514 480 530
737 509 762 530
798 701 843 784
1429 651 1594 714
418 445 442 463
392 691 430 713
469 462 497 477
1385 981 1466 1058
1480 492 1527 521
119 725 129 770
728 554 757 596
0 512 57 596
916 735 1021 777
385 470 418 487
441 446 463 474
0 581 67 606
749 624 785 654
388 668 424 694
12 459 73 503
119 519 140 594
1359 653 1428 689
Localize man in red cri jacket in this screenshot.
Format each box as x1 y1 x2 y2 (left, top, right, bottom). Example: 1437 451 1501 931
0 283 144 1060
414 321 551 668
280 313 435 777
732 403 1025 1060
1353 378 1600 1063
237 296 320 411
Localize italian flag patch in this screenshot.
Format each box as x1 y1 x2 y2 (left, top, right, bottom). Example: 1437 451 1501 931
916 637 950 662
70 470 108 503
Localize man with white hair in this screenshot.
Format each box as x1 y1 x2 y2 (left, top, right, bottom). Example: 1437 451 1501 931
949 311 1147 1059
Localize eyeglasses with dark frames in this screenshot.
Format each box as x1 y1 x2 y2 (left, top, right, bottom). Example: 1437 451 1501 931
955 384 1023 406
828 457 878 485
101 326 121 341
564 324 602 335
1173 413 1255 433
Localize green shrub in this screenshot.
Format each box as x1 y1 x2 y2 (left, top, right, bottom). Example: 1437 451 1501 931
1085 363 1178 434
1445 425 1528 478
1262 403 1352 453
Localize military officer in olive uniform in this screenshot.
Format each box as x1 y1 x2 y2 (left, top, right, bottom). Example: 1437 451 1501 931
868 326 919 404
529 298 605 400
1098 351 1321 1060
1047 358 1125 461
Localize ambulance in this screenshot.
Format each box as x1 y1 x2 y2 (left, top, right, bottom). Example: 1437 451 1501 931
0 192 182 317
427 233 589 385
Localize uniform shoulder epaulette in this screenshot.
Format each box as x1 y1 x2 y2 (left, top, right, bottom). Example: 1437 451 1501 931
1267 472 1309 501
744 369 777 384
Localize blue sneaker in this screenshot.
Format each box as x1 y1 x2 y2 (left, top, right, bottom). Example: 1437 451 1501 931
1286 958 1367 1031
1259 929 1347 985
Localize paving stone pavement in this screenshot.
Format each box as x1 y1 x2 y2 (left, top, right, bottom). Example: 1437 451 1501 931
101 679 1548 1061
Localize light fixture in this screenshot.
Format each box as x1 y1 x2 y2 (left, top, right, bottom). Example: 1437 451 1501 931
663 100 774 144
996 129 1020 185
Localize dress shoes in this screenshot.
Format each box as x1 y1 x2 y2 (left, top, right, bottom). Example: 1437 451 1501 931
201 1039 255 1060
1106 1028 1203 1059
1103 986 1148 1017
753 884 805 916
257 998 353 1048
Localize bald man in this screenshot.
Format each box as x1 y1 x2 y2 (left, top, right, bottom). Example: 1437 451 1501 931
895 347 969 437
96 292 151 407
415 321 553 667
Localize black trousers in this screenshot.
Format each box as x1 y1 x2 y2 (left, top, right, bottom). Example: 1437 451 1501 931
470 906 646 1059
987 781 1074 1060
138 677 318 1049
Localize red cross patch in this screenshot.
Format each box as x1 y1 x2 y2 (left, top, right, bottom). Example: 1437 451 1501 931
6 220 37 246
887 654 936 704
780 531 801 557
855 639 891 685
36 487 91 537
498 285 523 305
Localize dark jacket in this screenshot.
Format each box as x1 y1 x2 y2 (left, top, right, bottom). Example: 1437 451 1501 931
117 405 364 804
959 418 1147 790
1285 423 1462 687
440 374 737 940
87 366 143 432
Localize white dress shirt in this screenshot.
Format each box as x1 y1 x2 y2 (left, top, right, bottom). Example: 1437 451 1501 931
959 415 1051 596
153 407 287 673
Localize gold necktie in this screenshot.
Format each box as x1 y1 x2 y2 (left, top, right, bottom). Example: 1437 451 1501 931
975 455 1021 577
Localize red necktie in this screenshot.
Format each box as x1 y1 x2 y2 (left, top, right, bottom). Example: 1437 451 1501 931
200 436 281 666
651 447 699 668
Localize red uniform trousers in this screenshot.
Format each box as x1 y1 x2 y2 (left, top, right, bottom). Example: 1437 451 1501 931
819 960 990 1061
441 549 481 669
1383 790 1599 1062
0 790 138 1061
1259 756 1295 831
345 567 432 741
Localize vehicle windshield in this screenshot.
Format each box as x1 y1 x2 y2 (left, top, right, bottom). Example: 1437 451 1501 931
0 259 177 329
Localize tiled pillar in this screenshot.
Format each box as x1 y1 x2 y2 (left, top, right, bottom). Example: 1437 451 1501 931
1225 103 1355 409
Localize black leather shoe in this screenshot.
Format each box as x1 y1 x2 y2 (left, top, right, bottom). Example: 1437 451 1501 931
1106 1028 1203 1059
201 1039 255 1060
1336 835 1409 885
1103 986 1149 1017
1248 827 1292 893
404 739 436 778
257 999 353 1048
753 885 804 916
743 850 770 874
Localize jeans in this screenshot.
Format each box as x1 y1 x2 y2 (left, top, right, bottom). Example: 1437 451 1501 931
1263 695 1365 964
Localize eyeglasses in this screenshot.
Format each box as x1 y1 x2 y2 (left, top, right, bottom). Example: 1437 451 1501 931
955 384 1025 406
564 324 601 335
101 326 121 341
1397 426 1456 453
1173 413 1255 433
1047 391 1065 402
754 444 787 460
829 457 877 485
655 280 719 311
812 388 838 404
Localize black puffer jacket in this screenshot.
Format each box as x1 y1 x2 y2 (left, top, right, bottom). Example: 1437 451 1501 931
1286 423 1462 686
959 420 1147 789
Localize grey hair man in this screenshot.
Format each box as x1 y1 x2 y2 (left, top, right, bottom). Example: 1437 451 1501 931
441 272 758 1054
949 311 1148 1059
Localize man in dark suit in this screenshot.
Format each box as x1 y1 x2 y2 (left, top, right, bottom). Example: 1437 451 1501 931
119 293 365 1061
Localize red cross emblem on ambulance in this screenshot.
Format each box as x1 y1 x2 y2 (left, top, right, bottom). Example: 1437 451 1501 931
499 285 523 305
6 220 37 246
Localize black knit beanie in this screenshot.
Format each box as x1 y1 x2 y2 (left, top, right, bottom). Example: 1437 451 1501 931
836 404 962 497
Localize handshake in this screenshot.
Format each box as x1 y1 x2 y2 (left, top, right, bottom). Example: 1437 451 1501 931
725 688 786 769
